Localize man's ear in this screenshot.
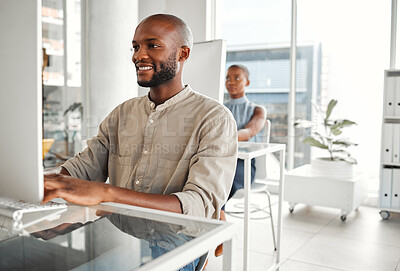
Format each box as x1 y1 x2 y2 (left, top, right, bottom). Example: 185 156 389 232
246 79 250 87
179 46 190 62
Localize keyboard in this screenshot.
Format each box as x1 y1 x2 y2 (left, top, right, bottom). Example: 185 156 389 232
0 195 67 221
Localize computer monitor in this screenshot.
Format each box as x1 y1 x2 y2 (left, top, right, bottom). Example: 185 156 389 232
0 1 44 203
184 40 227 103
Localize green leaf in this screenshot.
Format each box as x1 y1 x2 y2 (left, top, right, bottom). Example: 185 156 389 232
337 156 358 165
331 128 342 136
325 119 335 127
332 140 358 147
313 132 326 143
326 99 337 120
331 119 357 130
303 137 329 149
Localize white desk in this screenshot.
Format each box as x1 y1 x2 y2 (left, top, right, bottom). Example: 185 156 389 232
237 142 286 271
0 202 240 271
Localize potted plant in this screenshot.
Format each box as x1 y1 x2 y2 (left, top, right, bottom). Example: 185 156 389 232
295 99 358 179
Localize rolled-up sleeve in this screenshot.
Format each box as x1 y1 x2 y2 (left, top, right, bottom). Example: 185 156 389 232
62 115 111 182
173 114 238 219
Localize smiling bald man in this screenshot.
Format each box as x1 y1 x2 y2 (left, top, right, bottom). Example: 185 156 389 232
44 14 237 221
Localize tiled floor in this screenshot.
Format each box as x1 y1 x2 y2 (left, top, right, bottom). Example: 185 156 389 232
205 193 400 271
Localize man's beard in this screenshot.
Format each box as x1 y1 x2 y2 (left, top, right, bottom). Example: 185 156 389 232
137 52 177 88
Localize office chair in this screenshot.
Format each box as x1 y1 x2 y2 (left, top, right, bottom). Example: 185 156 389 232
195 252 209 271
229 119 277 250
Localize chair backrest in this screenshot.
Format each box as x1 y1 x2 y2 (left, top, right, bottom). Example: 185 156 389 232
254 119 271 180
195 252 209 271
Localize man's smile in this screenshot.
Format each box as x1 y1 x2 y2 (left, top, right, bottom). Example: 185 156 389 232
138 66 152 71
136 63 154 75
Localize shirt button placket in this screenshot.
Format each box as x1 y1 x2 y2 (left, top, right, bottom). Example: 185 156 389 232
135 105 158 192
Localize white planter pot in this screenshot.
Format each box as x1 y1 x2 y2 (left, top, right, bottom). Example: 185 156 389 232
311 157 354 179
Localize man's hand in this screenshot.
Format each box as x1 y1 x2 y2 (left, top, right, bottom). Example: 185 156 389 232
43 174 183 214
31 222 85 240
43 174 108 205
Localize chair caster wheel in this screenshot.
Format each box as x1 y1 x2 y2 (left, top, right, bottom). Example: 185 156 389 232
380 211 390 220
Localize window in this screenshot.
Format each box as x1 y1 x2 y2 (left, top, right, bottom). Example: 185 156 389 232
221 0 391 195
226 44 321 167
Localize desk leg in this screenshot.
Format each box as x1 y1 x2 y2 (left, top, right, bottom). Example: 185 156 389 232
243 158 251 271
223 237 235 271
276 148 285 269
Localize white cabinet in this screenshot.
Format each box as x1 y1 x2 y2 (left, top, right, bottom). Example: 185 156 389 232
284 165 367 221
379 70 400 219
42 0 82 88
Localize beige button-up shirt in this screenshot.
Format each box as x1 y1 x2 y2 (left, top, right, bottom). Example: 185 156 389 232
63 86 238 219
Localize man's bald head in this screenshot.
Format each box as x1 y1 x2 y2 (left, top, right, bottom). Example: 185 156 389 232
137 14 193 50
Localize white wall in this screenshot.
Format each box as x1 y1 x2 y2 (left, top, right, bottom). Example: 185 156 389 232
85 0 139 138
137 0 219 97
297 0 390 188
138 0 214 42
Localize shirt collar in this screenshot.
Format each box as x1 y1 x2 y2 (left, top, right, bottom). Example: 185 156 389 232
146 85 192 111
228 95 249 105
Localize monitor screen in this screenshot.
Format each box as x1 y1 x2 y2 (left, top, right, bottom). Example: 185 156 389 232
0 0 43 203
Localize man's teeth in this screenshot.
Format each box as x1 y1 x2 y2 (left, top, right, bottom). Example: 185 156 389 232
138 66 152 70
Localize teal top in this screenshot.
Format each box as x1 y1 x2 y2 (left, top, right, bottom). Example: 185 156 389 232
224 96 262 142
224 96 256 130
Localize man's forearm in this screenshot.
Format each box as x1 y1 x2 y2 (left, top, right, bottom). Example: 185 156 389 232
45 171 183 214
104 185 183 214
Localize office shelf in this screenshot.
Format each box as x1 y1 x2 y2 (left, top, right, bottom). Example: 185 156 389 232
42 16 63 25
42 0 83 159
379 70 400 218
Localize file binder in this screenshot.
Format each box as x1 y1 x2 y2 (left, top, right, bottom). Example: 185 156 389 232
383 123 394 163
381 168 392 208
393 125 400 163
396 76 400 116
385 76 396 116
392 169 400 208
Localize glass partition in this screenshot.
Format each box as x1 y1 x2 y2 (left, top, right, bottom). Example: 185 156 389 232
42 0 83 168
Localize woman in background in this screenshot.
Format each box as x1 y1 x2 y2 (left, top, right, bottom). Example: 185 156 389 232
216 64 266 257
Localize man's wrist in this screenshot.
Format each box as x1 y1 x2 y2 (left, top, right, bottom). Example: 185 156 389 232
102 183 115 203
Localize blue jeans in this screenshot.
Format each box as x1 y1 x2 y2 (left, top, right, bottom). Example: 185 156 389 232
150 233 200 271
223 158 256 210
180 258 200 271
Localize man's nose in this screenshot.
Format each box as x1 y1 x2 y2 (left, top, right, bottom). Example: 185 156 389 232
133 47 148 62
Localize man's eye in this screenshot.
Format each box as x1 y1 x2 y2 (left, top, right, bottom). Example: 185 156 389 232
131 46 139 52
235 77 240 81
149 44 160 48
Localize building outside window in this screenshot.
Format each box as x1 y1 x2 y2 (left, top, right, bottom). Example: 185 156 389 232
225 44 321 167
